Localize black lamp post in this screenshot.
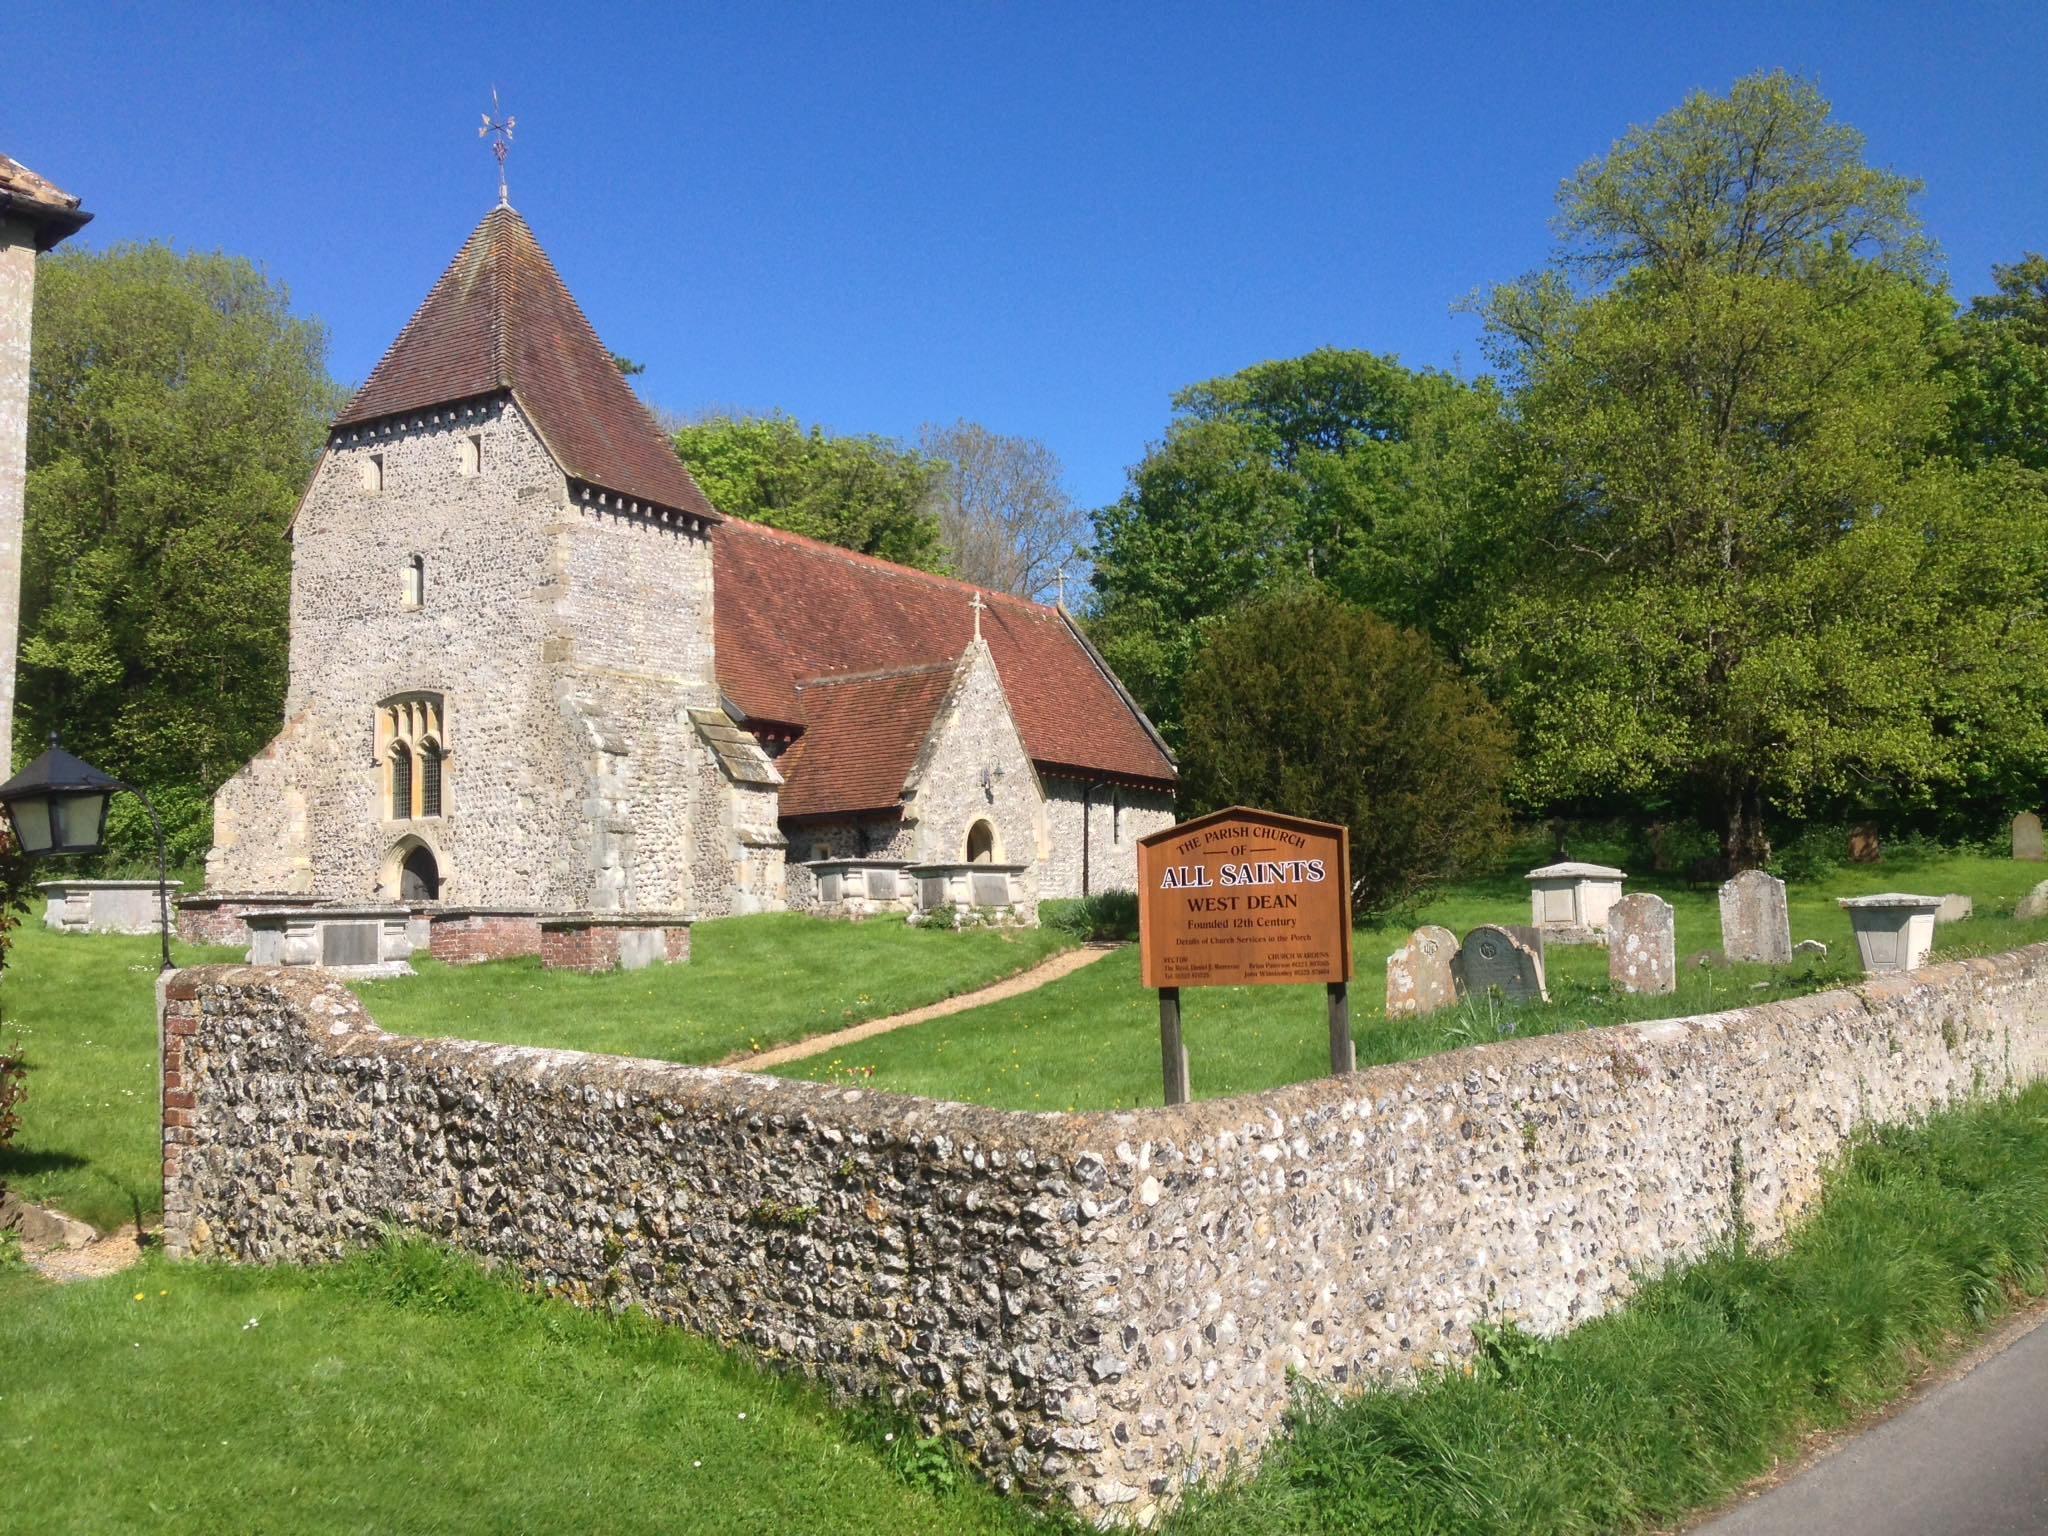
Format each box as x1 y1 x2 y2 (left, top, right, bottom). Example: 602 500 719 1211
0 734 174 972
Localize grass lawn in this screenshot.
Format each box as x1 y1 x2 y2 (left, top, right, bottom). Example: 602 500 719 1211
0 922 240 1233
355 912 1070 1062
772 852 2048 1110
0 1240 1043 1536
0 912 1064 1230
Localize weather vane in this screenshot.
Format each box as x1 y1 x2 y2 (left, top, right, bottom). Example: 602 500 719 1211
480 89 515 206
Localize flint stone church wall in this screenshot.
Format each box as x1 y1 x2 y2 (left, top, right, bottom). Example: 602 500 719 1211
163 943 2048 1525
208 401 725 916
1041 778 1174 900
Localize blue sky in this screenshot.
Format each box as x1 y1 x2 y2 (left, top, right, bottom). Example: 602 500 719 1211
7 2 2044 510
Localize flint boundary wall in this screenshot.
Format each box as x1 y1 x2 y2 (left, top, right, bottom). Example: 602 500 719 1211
163 946 2048 1526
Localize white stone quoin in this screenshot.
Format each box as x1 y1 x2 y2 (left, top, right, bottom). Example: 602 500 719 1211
1838 894 1943 975
1525 862 1628 941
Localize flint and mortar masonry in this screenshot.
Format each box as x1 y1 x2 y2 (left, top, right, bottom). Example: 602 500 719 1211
164 944 2048 1524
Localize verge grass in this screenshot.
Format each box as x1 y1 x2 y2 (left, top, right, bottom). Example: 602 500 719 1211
0 1239 1050 1536
772 853 2048 1109
1159 1080 2048 1535
0 920 240 1231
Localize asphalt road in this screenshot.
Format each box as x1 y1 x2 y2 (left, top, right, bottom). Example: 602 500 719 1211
1699 1313 2048 1536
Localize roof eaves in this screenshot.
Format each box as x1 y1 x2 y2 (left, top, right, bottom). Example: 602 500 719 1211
1054 606 1179 773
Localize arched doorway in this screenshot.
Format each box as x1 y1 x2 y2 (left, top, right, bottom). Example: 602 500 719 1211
966 820 997 864
399 844 441 901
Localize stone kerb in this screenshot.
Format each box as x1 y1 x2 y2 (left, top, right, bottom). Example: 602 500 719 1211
162 945 2048 1526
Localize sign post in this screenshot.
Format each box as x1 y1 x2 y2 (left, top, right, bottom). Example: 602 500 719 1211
1136 807 1354 1105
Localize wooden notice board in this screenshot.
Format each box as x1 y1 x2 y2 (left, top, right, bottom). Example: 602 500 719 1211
1136 807 1353 990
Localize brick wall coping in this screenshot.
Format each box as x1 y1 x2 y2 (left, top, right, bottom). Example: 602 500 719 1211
537 911 693 930
176 891 327 910
39 878 182 893
241 904 410 925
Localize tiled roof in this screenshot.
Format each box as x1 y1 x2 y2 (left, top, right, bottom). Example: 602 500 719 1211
0 153 91 250
712 518 1178 789
775 664 959 820
334 206 715 520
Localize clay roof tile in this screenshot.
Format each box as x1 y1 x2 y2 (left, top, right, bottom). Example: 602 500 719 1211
334 206 714 519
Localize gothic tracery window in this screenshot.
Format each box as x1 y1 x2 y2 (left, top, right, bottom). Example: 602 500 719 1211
377 693 446 821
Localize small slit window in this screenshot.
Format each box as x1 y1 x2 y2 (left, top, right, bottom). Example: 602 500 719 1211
419 740 443 818
361 453 384 493
1111 789 1123 844
389 742 413 820
402 554 424 608
460 434 482 476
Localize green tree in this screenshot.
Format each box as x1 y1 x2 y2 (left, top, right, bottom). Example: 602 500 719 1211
1086 349 1506 745
1179 589 1512 918
1946 253 2048 469
22 243 342 862
1473 72 2048 866
671 411 947 570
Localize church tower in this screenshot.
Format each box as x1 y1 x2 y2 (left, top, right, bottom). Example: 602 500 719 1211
205 204 775 916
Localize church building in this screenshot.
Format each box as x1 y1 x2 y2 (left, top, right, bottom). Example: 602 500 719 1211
204 203 1177 925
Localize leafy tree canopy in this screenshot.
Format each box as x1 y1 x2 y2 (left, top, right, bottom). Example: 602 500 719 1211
670 411 947 571
1472 70 2048 865
22 243 342 861
1945 252 2048 470
1179 589 1512 919
1085 349 1506 745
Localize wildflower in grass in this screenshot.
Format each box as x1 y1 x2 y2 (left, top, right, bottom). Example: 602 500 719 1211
132 1292 144 1302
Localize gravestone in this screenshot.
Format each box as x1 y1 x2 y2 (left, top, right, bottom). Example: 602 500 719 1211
1792 939 1828 960
1719 869 1792 965
1935 894 1973 924
2015 812 2045 862
1385 924 1460 1018
1607 893 1675 995
2017 880 2048 922
1454 924 1548 1004
1848 823 1882 864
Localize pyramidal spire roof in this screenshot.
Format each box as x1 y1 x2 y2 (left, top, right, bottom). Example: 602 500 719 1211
335 205 716 519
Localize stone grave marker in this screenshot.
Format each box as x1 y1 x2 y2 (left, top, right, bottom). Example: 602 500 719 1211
1385 924 1460 1018
2017 880 2048 921
1454 924 1548 1004
1607 892 1675 995
1935 894 1973 924
1792 939 1828 960
2015 812 2045 862
1848 823 1882 863
1719 869 1792 965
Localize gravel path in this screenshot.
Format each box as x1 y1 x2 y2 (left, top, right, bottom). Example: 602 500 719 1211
739 942 1121 1070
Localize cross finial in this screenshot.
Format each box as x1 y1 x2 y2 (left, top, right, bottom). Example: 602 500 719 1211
1054 566 1068 608
970 590 985 641
480 89 516 207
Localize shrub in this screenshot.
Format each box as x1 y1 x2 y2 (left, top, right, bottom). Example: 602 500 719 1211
1041 891 1139 943
1179 589 1513 919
